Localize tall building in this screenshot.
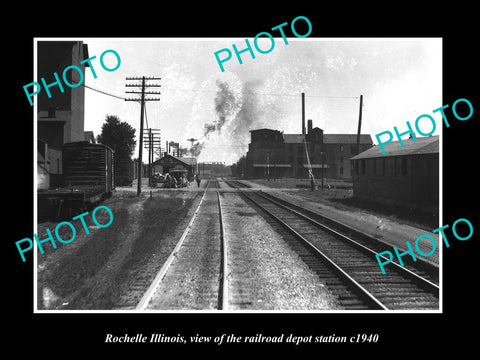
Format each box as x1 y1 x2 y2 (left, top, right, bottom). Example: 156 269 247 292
37 41 89 187
245 120 373 180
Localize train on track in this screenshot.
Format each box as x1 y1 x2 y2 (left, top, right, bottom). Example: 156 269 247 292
38 141 115 221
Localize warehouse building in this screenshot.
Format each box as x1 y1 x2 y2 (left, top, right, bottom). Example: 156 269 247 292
245 119 373 179
350 135 439 213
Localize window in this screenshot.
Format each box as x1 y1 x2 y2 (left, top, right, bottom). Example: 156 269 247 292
340 145 344 152
402 158 408 175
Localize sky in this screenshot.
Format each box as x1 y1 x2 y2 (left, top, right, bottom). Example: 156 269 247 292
80 38 442 165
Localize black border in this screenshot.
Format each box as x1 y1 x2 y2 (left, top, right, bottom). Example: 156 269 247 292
7 4 479 354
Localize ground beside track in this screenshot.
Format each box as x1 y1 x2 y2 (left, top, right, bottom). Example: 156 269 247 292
37 184 204 310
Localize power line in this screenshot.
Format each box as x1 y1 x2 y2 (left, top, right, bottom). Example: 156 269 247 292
82 81 357 101
162 87 359 99
83 83 125 100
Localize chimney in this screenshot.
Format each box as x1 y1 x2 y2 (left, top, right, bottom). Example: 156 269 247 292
307 119 313 134
301 93 306 136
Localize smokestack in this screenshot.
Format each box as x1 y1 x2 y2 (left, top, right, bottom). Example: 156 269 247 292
301 93 306 136
308 119 313 134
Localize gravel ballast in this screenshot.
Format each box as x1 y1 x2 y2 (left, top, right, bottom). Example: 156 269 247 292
222 193 343 311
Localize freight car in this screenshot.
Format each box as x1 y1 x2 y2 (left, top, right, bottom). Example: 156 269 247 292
38 141 114 221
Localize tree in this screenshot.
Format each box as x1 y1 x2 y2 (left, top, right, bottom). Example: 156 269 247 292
96 115 136 158
231 155 246 178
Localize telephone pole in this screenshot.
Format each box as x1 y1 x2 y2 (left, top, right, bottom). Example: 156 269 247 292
356 94 363 155
125 76 161 195
143 128 161 186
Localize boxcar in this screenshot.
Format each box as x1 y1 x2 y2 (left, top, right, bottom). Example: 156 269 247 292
38 142 114 220
62 141 114 197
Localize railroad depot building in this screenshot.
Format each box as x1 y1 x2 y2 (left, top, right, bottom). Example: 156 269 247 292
350 135 439 213
153 154 197 179
245 120 373 179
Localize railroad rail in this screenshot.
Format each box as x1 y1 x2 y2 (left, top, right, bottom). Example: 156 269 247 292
136 180 228 310
225 180 439 310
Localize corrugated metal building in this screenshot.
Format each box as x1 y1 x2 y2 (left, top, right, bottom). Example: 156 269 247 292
350 135 439 213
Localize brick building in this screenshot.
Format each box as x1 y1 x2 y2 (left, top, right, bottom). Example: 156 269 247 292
350 135 439 213
245 120 373 179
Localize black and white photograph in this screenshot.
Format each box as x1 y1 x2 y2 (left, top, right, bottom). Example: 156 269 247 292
6 7 479 354
33 37 442 312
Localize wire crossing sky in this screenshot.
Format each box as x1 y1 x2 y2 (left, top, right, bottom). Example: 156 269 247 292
78 38 442 165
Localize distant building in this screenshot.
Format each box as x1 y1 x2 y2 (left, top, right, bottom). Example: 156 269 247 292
84 131 96 144
153 154 197 180
245 119 373 179
37 41 90 187
197 162 229 178
323 134 373 179
350 135 439 213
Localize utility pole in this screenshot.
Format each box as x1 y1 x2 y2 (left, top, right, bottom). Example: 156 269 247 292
144 128 161 187
187 138 198 177
125 76 161 195
356 94 363 155
187 138 197 156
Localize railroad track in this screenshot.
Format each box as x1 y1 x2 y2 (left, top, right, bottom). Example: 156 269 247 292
225 180 439 310
135 180 228 310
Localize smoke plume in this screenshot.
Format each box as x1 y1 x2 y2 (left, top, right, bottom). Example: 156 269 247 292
192 77 285 163
203 80 241 136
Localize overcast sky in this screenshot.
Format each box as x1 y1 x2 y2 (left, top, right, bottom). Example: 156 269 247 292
80 37 442 165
